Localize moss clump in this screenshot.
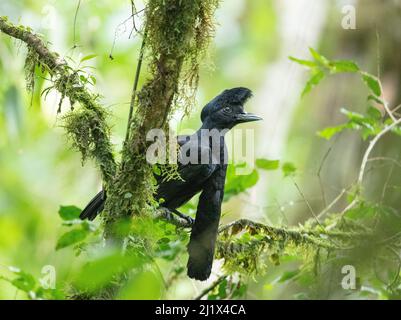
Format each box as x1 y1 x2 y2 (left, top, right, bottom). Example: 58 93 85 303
63 106 116 184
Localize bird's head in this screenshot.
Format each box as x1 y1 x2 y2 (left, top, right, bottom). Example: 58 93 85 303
200 87 262 130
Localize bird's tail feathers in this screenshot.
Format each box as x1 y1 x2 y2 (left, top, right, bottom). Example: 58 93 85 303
79 190 105 221
187 214 220 281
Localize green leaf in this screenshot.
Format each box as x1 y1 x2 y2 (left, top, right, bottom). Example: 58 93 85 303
89 75 97 85
361 72 382 96
309 48 329 66
58 205 82 221
366 106 382 120
317 124 348 140
282 162 297 177
345 203 376 220
11 271 36 292
217 279 228 299
239 169 259 190
255 158 280 170
224 165 259 200
79 74 87 83
341 108 366 122
301 69 325 97
80 54 97 63
56 228 88 250
289 56 316 68
367 94 384 105
329 60 359 73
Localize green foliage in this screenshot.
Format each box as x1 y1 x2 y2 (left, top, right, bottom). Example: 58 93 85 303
224 164 259 201
0 266 64 300
290 48 381 99
58 205 81 220
255 158 280 170
282 162 297 177
318 107 383 140
291 48 400 142
224 158 282 201
56 205 99 253
56 228 89 250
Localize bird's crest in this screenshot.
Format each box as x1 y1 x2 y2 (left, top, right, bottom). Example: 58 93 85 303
201 87 253 122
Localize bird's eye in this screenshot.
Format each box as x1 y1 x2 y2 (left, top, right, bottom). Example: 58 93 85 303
223 107 231 113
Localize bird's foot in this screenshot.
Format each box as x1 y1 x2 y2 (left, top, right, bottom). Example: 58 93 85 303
172 209 194 226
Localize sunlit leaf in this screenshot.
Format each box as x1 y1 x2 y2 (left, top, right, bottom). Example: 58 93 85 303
329 60 359 73
309 48 329 66
289 56 316 68
80 54 97 63
367 94 384 105
301 69 325 97
11 271 36 292
317 124 348 140
361 72 382 96
282 162 297 177
366 106 382 120
255 158 280 170
224 164 259 200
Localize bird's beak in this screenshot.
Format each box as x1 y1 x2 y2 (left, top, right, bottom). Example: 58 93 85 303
235 112 263 123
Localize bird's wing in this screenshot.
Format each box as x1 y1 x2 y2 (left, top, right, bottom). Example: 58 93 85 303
155 139 217 209
155 161 217 209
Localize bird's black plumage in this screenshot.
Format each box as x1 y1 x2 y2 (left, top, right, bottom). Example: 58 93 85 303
79 87 261 281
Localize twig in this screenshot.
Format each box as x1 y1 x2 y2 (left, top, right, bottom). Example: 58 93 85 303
317 145 334 208
317 188 347 220
124 28 147 144
342 117 401 214
292 179 325 229
381 162 395 203
73 0 82 48
367 157 401 169
383 100 397 123
194 275 227 300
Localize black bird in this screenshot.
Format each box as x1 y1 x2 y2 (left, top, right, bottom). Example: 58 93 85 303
80 87 262 281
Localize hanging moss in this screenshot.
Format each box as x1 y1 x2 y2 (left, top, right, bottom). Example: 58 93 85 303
63 104 116 185
23 47 39 92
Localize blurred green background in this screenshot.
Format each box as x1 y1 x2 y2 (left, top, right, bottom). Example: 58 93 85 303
0 0 400 299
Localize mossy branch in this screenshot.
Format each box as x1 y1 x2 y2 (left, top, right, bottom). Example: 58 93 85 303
0 16 117 185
